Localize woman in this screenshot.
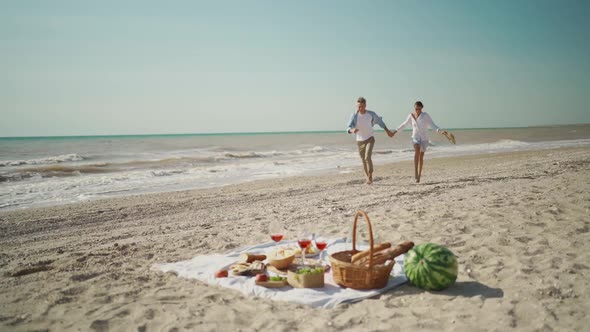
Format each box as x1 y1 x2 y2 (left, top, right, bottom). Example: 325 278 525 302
392 101 450 183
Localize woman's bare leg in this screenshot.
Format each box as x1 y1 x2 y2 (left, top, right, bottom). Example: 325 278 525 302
413 144 420 182
418 151 425 182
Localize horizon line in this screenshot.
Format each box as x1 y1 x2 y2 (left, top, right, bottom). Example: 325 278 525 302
1 123 588 140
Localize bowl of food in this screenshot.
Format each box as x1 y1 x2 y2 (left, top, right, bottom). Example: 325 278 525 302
267 248 296 270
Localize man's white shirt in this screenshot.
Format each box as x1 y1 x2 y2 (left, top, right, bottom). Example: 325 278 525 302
355 112 374 141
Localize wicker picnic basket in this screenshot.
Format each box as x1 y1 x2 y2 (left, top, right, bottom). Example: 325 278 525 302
330 210 393 289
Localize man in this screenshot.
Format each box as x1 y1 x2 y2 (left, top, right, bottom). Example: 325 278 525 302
346 97 394 184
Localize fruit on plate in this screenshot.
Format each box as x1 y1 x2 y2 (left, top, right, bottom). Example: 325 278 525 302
404 243 458 291
255 274 268 282
293 245 319 255
215 270 228 278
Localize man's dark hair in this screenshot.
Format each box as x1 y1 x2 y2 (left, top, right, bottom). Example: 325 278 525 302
357 97 367 104
414 101 424 108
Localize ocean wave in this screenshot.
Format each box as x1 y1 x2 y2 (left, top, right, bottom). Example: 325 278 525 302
0 164 115 182
493 139 529 146
224 152 264 159
150 170 186 177
374 150 393 155
310 146 325 153
0 154 85 167
80 156 217 170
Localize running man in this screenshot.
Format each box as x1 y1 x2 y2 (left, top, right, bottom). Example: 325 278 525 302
346 97 394 184
391 101 450 183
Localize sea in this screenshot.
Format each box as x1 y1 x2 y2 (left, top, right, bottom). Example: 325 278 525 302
1 125 589 211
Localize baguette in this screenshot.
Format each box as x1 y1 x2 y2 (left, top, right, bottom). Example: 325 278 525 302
238 253 267 263
350 243 391 264
358 241 414 266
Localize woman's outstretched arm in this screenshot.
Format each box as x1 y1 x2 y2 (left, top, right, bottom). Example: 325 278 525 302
425 113 446 134
394 114 412 133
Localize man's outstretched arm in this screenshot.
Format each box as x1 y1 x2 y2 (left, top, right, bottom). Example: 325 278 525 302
346 113 358 133
371 112 394 137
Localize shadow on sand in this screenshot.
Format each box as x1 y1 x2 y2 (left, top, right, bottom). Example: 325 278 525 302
388 281 504 299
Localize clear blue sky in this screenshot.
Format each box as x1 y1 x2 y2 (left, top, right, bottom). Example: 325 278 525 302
1 0 589 136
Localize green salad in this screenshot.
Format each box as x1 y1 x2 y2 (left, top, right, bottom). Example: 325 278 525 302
296 267 324 275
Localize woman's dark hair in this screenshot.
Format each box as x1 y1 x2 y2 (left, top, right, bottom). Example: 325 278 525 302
414 101 424 108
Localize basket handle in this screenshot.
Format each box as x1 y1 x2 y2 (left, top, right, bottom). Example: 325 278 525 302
352 210 375 269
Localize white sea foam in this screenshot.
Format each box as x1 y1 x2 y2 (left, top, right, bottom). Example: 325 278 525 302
0 153 85 167
150 170 186 177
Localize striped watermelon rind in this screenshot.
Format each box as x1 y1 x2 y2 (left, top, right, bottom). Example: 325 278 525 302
404 243 458 291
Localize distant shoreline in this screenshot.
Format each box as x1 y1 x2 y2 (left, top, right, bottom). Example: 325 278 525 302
2 123 589 140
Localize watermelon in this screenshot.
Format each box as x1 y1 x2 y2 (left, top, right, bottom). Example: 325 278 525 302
404 243 458 290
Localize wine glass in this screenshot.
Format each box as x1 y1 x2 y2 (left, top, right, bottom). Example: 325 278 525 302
315 236 328 252
314 235 328 266
297 230 312 266
269 220 283 250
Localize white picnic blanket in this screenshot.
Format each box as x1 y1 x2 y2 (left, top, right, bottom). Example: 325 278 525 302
151 238 407 308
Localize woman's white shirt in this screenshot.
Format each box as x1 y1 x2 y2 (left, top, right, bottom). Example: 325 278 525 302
395 112 442 141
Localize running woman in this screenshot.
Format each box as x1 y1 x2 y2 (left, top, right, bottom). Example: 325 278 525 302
392 101 450 183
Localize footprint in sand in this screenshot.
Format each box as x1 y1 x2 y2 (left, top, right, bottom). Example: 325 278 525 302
144 308 155 320
514 236 533 244
70 272 102 282
493 260 505 273
90 319 109 332
525 221 546 227
523 248 544 257
8 259 54 277
550 257 562 269
470 254 484 265
548 206 562 215
114 309 130 318
60 287 87 296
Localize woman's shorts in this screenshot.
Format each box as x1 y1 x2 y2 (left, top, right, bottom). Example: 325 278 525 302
412 137 428 152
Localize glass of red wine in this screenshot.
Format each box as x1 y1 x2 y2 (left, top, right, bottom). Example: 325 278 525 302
314 235 328 265
315 236 328 251
297 231 312 266
269 220 283 249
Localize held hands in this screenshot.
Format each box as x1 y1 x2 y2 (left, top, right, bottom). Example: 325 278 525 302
387 130 396 138
350 128 360 134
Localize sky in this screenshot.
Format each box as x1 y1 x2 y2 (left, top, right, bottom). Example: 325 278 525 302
1 0 589 137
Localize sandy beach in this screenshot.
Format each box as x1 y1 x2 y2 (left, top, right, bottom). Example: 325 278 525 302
0 147 588 331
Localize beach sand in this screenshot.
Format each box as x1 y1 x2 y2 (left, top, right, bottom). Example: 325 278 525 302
1 147 589 331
